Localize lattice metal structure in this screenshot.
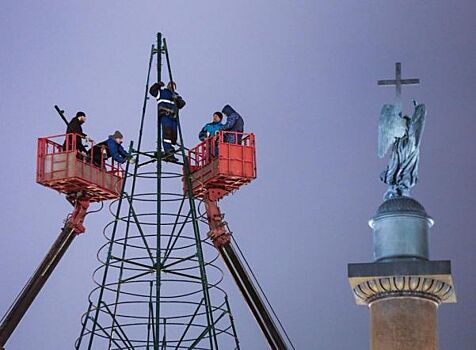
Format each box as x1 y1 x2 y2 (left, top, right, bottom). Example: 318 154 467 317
75 33 240 350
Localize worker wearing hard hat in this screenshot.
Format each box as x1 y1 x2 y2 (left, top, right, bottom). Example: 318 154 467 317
149 81 186 162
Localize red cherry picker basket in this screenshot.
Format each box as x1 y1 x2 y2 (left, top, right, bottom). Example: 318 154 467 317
0 132 125 349
36 132 124 233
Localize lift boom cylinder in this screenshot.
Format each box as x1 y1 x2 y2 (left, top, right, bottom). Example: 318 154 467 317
0 198 90 349
0 225 75 348
205 198 289 350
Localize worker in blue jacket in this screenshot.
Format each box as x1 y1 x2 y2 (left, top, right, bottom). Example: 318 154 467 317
199 112 223 141
221 105 244 143
149 81 186 162
199 112 224 159
92 130 134 167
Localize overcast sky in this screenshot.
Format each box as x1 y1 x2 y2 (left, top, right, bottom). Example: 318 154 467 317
1 1 475 349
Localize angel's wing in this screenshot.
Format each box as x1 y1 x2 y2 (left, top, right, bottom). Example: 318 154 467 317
409 103 426 149
378 104 406 158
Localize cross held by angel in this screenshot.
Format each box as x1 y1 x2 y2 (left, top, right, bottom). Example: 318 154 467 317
377 63 427 200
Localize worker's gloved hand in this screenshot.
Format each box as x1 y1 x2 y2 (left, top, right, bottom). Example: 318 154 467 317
128 157 137 164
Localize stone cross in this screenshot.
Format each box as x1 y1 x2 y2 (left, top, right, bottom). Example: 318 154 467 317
378 62 420 109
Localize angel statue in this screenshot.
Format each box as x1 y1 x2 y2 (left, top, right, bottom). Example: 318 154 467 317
378 100 426 200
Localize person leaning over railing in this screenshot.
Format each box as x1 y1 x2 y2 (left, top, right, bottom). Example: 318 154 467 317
92 130 135 168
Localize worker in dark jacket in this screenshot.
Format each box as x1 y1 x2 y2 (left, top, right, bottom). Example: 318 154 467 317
199 112 223 141
64 111 89 153
149 81 186 162
221 105 244 143
92 130 134 167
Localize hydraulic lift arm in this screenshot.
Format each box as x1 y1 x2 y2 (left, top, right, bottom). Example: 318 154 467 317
204 193 293 350
0 197 90 350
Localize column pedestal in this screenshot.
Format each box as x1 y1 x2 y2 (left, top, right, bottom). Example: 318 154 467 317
347 197 456 350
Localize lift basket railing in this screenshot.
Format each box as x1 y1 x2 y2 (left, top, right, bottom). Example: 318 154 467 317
36 133 124 201
187 131 256 170
186 131 257 200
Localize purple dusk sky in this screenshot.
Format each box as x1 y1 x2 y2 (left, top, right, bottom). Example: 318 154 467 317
1 1 475 349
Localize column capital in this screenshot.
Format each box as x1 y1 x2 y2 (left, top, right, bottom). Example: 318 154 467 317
348 260 456 305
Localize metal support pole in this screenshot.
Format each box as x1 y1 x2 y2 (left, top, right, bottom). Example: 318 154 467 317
85 155 132 350
165 42 218 350
106 44 155 349
0 224 76 348
75 301 93 350
225 296 241 350
155 31 163 350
